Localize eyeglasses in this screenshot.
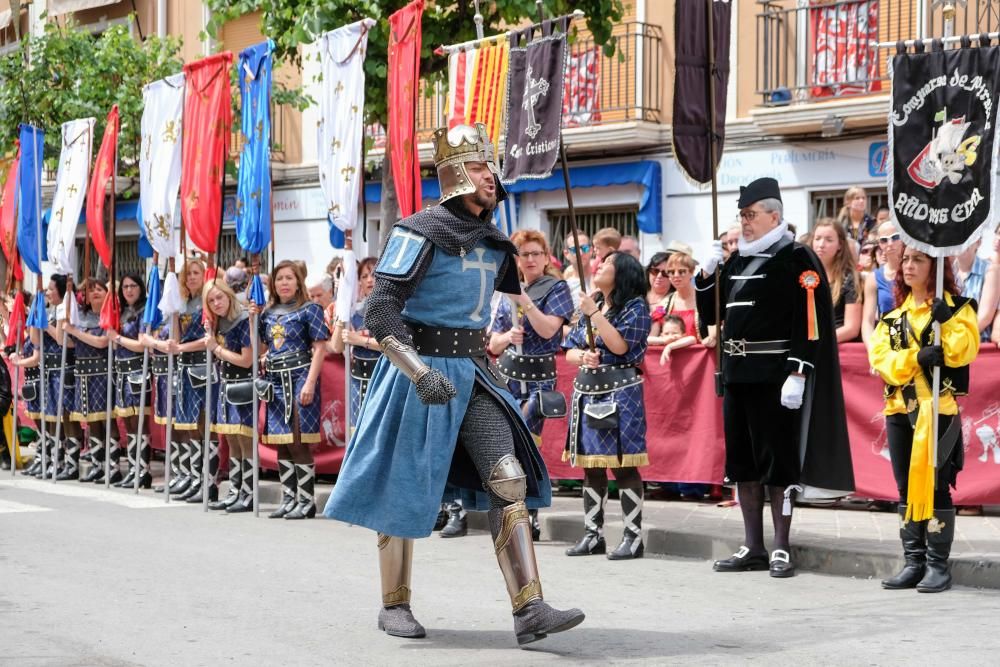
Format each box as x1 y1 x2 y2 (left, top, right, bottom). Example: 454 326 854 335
518 251 545 259
566 244 591 254
122 283 140 289
738 209 764 222
649 268 669 278
877 233 901 245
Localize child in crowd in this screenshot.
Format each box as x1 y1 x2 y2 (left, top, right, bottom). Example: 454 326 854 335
658 314 697 364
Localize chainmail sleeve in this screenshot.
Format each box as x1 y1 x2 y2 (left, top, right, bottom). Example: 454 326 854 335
363 241 434 345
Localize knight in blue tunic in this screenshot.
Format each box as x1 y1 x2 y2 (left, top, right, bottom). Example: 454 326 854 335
107 273 152 489
324 123 584 646
64 278 119 484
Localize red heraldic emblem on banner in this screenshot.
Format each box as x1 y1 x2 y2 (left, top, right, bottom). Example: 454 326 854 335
86 105 119 269
0 141 21 282
181 52 234 254
388 0 423 218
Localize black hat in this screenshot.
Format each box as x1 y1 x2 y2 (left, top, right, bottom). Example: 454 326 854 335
737 177 782 209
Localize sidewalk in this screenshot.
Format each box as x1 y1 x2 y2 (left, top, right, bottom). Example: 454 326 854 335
270 482 1000 590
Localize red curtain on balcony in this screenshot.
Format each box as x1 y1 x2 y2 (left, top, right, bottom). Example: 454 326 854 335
563 46 602 127
809 0 881 99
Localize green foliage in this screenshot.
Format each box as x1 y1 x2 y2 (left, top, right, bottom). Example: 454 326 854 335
0 18 183 181
203 0 624 127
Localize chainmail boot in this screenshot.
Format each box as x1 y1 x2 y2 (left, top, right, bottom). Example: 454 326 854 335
608 485 644 560
268 458 297 518
376 534 425 638
56 437 81 481
495 502 586 646
210 457 242 510
81 436 105 483
565 485 607 556
114 435 138 488
177 439 204 501
917 509 955 593
226 459 254 513
882 504 927 589
106 437 123 484
284 463 316 519
185 440 219 503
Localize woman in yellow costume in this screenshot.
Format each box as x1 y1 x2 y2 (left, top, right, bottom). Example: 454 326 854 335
869 246 978 593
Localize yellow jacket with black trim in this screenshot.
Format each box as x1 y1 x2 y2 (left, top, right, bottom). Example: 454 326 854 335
869 292 979 416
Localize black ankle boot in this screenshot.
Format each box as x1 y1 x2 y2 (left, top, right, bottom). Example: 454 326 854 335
917 509 955 593
882 504 927 589
565 485 606 556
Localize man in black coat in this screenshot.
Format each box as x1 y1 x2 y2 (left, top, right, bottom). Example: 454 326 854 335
696 177 854 578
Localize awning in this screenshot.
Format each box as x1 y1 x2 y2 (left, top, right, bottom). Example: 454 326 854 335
48 0 119 17
361 160 663 234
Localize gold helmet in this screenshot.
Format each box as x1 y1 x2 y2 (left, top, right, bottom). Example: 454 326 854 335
432 123 507 205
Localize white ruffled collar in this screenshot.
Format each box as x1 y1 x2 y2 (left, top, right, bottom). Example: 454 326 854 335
737 220 791 256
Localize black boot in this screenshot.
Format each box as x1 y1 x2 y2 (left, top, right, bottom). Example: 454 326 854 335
185 440 220 503
155 441 183 493
440 501 467 537
30 435 50 478
917 509 955 593
226 459 254 513
168 442 193 495
882 504 927 590
565 485 606 556
80 436 105 483
106 437 123 485
529 509 541 541
284 463 316 519
136 435 152 489
55 438 81 481
433 505 448 531
268 459 297 518
177 440 204 501
114 435 138 487
210 457 242 510
608 486 644 560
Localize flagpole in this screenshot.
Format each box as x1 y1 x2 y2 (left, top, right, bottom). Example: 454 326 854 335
436 9 585 55
705 0 724 397
32 128 48 481
103 153 117 488
133 252 156 495
10 315 22 477
163 256 177 504
52 276 72 484
250 254 260 517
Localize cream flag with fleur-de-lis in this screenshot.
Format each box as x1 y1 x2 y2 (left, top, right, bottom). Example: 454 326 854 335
46 117 95 276
140 72 185 259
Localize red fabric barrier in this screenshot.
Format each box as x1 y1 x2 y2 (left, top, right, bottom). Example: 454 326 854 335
12 343 1000 504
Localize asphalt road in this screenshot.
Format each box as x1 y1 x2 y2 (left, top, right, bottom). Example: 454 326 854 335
2 478 998 666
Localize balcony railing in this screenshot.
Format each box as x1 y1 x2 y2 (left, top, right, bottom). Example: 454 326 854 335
367 20 663 149
755 0 1000 107
230 99 287 162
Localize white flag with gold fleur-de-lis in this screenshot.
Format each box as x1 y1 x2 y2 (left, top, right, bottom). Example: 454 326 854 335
139 72 185 260
46 117 94 276
318 17 374 235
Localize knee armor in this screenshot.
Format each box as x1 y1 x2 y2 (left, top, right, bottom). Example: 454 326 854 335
487 454 526 502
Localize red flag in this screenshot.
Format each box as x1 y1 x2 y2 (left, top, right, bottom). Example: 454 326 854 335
86 105 119 269
181 52 234 254
388 0 424 218
99 290 120 332
4 291 24 348
0 141 21 282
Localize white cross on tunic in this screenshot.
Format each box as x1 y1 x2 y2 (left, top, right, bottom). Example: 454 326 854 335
390 229 426 269
462 247 498 323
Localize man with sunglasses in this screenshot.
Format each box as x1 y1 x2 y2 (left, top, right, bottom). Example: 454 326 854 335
695 177 854 579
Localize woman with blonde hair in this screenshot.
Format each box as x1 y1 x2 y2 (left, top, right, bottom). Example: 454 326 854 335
203 278 256 512
811 218 861 342
836 186 876 245
257 260 330 519
328 256 380 427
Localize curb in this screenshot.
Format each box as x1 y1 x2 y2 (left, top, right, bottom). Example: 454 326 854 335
252 481 1000 590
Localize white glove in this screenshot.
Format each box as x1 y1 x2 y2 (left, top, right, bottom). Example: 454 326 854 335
780 374 805 410
699 240 725 276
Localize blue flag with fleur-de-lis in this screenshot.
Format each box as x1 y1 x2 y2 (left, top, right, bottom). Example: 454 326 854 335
236 40 273 256
16 124 45 276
